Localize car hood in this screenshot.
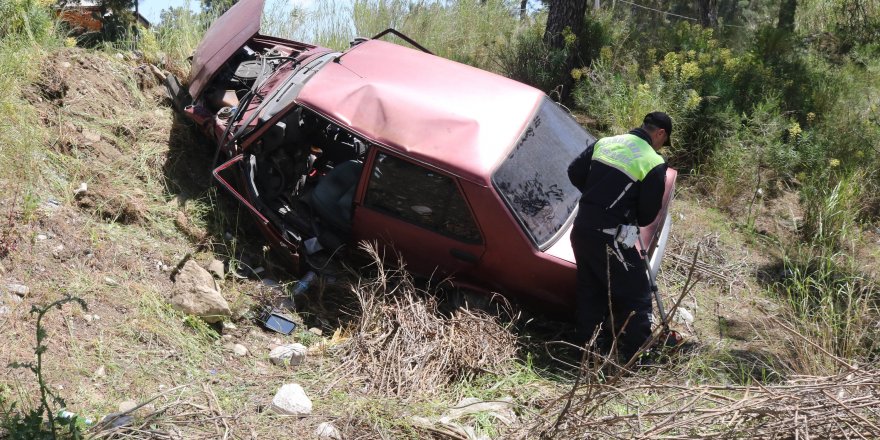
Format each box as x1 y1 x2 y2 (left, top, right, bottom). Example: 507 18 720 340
188 0 264 99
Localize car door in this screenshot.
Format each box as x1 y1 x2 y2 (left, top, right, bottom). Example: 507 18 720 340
351 150 486 278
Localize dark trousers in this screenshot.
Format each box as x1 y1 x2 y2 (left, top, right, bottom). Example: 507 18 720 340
570 223 653 360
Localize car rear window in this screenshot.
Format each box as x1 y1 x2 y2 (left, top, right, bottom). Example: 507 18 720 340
492 98 595 248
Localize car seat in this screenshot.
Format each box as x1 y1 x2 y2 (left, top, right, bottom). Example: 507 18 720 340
310 160 363 235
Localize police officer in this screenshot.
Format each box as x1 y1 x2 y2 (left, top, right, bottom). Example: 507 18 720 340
567 112 671 361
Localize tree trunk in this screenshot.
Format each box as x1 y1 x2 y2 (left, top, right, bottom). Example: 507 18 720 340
520 0 528 20
543 0 587 48
777 0 797 31
698 0 718 27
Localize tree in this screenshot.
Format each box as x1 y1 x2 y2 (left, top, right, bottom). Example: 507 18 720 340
542 0 588 100
202 0 237 15
543 0 587 48
777 0 796 31
698 0 718 27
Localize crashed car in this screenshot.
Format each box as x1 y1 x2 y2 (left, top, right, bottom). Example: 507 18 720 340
165 0 677 314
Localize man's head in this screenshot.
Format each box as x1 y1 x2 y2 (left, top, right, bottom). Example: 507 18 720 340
642 112 673 150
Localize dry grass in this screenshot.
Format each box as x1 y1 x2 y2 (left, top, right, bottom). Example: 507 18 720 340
336 242 519 400
530 363 880 438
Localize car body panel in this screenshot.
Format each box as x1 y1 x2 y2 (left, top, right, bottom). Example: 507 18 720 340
295 40 544 185
189 0 265 98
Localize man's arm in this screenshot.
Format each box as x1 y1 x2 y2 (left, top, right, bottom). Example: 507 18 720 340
637 163 668 226
567 141 596 192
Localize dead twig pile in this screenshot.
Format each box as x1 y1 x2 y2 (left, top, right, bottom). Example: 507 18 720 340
336 243 518 399
532 366 880 439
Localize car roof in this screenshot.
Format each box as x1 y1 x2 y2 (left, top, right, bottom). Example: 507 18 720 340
295 39 545 185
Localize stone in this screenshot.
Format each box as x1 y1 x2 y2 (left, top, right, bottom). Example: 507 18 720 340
674 307 695 325
232 343 248 356
104 277 118 286
269 343 307 367
118 400 138 413
270 384 312 416
61 61 71 69
74 182 88 197
170 260 230 323
94 365 106 378
2 292 22 305
315 422 341 439
440 397 516 426
84 314 94 323
308 327 323 336
36 234 48 241
6 283 29 297
207 259 225 280
82 130 101 143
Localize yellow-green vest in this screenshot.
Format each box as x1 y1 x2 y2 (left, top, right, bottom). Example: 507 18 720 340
592 133 664 181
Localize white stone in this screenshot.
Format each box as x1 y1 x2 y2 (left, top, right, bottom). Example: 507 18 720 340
84 314 94 323
308 327 323 336
74 182 88 197
207 259 225 279
269 343 307 367
118 400 138 413
7 283 29 297
674 307 695 325
232 343 248 356
36 234 48 241
315 422 341 439
270 384 312 416
104 277 118 286
94 365 106 378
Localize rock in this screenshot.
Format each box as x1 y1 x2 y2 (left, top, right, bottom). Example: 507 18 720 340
84 314 94 323
0 305 9 316
308 327 323 337
315 422 341 439
269 343 307 367
118 400 138 413
74 182 88 197
207 259 225 280
440 397 516 426
2 292 22 305
222 321 237 332
94 365 106 378
6 283 29 297
232 343 248 356
170 260 230 323
36 234 48 241
674 307 695 325
82 130 101 143
61 61 71 69
270 384 312 416
104 277 118 286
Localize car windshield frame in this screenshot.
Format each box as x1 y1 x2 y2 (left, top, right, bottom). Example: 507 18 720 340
492 98 595 249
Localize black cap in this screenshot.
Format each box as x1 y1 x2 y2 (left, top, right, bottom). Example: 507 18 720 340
643 112 673 146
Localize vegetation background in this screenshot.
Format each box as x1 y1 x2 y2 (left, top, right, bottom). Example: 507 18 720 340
0 0 878 437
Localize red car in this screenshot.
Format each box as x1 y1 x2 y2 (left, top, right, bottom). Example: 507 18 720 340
165 0 677 314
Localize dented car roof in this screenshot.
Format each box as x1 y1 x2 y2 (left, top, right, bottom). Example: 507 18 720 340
295 40 545 185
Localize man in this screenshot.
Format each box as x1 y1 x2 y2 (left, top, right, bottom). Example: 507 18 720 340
567 112 671 361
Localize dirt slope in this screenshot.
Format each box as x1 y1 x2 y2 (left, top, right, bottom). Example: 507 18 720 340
3 47 860 438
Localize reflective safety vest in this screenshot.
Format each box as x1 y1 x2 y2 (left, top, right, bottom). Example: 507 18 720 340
592 133 664 182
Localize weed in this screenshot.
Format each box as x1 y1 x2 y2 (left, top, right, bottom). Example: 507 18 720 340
2 296 88 440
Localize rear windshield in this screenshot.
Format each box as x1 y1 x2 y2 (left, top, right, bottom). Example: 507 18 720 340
492 98 595 248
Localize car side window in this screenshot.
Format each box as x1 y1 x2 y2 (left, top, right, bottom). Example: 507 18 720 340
364 153 482 243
